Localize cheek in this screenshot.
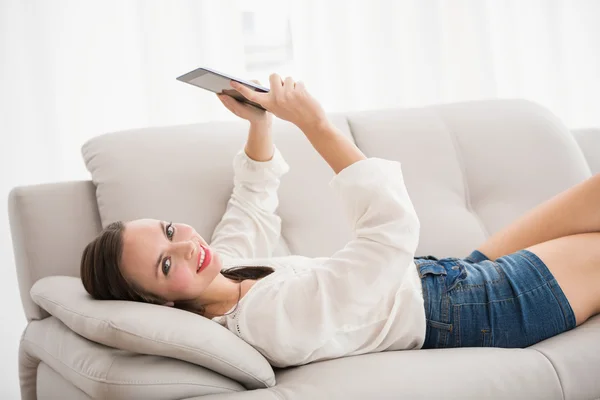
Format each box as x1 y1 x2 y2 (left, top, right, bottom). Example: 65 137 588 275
168 266 194 293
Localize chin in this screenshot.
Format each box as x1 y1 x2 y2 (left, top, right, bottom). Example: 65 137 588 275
200 251 221 277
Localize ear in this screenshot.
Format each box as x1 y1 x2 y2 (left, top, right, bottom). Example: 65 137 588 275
163 301 175 307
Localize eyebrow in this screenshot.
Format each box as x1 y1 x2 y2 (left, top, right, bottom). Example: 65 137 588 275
155 221 165 278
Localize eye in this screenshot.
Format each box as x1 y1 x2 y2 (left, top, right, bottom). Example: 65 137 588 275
161 221 175 276
165 222 175 241
162 257 171 276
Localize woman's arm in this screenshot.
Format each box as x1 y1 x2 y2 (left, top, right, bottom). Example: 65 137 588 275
245 119 274 162
297 119 366 175
210 82 289 261
230 74 367 175
209 144 289 261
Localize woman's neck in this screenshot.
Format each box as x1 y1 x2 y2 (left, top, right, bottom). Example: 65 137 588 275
198 278 259 318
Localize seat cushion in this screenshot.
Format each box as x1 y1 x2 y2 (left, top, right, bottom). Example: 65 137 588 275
531 314 600 400
30 276 275 390
272 347 563 399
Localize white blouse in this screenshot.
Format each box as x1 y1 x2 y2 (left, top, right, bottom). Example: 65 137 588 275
210 145 426 368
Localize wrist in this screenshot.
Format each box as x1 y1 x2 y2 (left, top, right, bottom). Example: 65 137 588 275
249 119 272 138
249 114 273 129
246 121 274 162
298 117 332 136
244 142 274 162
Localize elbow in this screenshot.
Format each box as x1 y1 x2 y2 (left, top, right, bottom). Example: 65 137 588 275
360 212 420 254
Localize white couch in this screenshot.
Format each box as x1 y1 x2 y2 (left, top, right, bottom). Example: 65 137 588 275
9 99 600 399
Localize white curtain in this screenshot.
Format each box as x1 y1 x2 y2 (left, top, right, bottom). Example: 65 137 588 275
0 1 244 398
1 0 599 397
1 0 247 186
286 0 600 129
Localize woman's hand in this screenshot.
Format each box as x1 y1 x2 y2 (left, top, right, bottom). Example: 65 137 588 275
218 79 274 161
217 79 273 126
233 73 366 174
229 74 327 131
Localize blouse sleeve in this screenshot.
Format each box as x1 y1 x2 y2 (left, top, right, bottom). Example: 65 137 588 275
209 145 290 261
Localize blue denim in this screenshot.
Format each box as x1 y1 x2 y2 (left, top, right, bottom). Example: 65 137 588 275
415 249 577 349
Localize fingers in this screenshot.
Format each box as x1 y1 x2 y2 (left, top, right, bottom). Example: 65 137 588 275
217 94 237 113
229 73 304 112
229 80 267 104
269 73 283 87
283 76 295 92
218 94 255 119
266 73 282 99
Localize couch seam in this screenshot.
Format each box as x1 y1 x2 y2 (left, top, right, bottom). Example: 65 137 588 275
434 108 490 239
269 386 286 400
104 348 118 399
33 294 272 387
529 347 565 400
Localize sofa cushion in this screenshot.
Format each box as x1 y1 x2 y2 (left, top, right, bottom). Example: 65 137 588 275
23 317 248 400
571 128 600 174
531 314 600 400
273 347 563 400
80 120 250 234
345 99 592 257
30 276 275 390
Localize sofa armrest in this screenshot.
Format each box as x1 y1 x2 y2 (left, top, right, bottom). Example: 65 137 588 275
572 128 600 174
8 180 103 321
20 318 246 400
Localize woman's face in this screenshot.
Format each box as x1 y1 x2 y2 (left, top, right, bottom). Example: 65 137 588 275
120 218 223 303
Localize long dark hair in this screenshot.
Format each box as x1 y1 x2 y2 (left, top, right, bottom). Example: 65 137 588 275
80 221 274 318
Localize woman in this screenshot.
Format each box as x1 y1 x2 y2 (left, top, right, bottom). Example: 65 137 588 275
81 74 600 368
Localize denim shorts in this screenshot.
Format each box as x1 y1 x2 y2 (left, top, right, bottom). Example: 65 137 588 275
415 249 577 349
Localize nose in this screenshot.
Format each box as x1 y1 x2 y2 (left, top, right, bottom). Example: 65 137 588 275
171 240 197 261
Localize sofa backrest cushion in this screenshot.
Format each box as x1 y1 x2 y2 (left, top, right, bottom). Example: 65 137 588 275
80 115 355 259
30 276 276 389
572 128 600 174
345 99 592 256
81 99 593 261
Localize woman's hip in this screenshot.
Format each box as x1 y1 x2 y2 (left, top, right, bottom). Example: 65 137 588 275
415 249 577 349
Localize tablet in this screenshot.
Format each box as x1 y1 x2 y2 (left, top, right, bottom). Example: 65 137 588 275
176 67 270 111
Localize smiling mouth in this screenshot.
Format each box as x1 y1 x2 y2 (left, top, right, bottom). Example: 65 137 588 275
197 247 205 272
197 244 211 273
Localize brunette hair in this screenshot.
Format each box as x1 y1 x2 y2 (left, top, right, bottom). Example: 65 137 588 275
80 221 274 318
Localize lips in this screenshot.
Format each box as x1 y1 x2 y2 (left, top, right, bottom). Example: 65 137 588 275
196 244 212 273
